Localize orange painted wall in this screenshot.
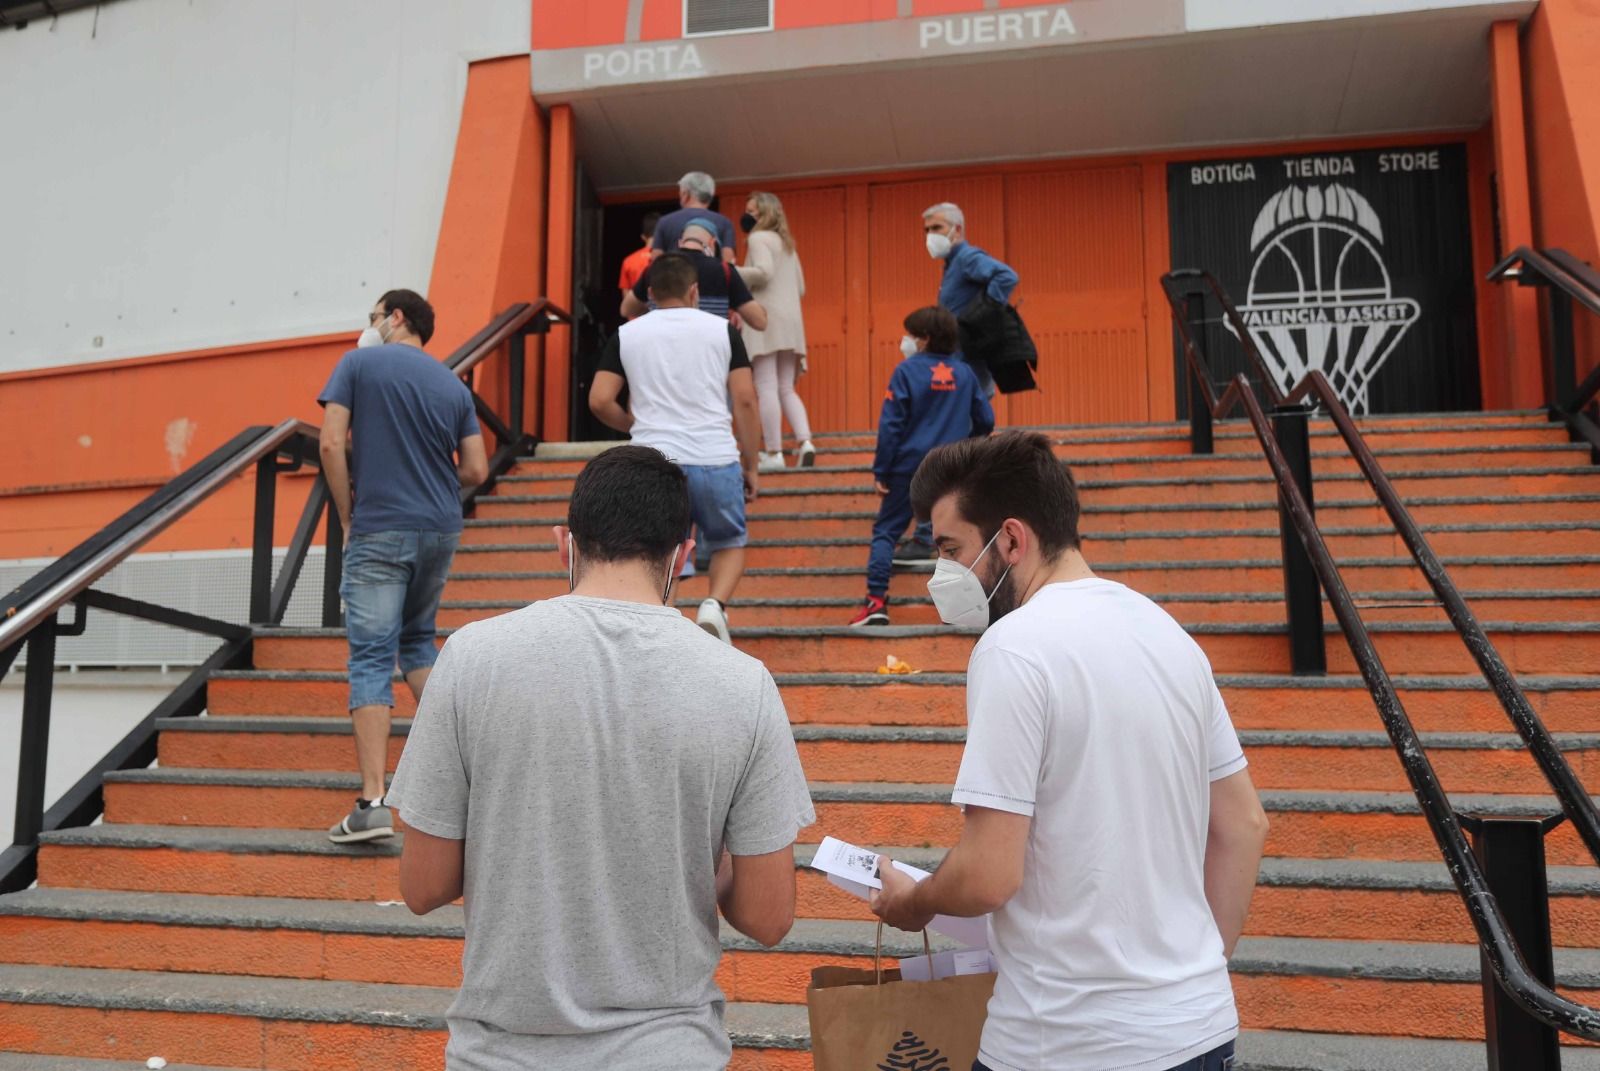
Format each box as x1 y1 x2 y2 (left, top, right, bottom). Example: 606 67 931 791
1523 0 1600 384
1488 19 1545 409
0 55 548 562
531 0 1057 47
542 105 577 442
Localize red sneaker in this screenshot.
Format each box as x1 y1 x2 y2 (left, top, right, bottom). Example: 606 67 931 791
848 596 890 627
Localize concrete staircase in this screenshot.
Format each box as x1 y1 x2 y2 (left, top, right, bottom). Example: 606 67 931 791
5 411 1600 1069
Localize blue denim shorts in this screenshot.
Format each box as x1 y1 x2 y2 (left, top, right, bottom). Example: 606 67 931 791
340 529 458 709
683 462 747 553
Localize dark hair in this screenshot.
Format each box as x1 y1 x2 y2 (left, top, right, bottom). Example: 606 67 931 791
567 445 689 573
640 211 661 239
378 289 435 345
911 430 1080 557
646 253 698 302
903 306 960 356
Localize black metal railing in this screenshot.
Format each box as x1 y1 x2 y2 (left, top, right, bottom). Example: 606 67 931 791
1164 269 1600 1059
1489 246 1600 461
0 300 570 894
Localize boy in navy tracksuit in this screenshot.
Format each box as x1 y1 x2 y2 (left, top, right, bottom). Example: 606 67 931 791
851 307 994 626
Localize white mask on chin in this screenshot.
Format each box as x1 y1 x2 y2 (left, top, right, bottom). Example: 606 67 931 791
926 529 1011 630
926 232 953 260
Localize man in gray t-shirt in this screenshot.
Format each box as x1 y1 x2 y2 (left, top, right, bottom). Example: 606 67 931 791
387 444 815 1070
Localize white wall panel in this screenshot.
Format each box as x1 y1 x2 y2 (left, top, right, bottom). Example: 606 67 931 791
0 0 527 374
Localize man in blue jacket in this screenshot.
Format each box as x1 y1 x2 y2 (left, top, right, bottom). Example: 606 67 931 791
850 306 994 627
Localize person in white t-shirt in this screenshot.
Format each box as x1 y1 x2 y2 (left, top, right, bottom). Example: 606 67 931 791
588 253 763 643
870 430 1269 1071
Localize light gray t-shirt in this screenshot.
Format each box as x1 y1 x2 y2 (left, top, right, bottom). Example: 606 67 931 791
387 595 816 1071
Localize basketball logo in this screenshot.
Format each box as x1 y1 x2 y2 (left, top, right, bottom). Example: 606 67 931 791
1237 183 1420 413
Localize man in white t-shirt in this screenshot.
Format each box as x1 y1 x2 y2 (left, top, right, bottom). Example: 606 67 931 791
870 430 1269 1071
589 252 762 643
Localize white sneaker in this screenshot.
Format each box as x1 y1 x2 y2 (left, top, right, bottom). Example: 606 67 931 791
696 598 731 643
758 451 787 473
797 440 817 468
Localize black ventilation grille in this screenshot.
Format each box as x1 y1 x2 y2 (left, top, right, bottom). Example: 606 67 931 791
685 0 771 36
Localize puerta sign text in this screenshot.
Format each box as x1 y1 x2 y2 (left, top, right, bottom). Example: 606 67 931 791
1167 144 1480 416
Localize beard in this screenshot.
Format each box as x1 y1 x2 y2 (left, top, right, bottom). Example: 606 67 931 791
981 558 1022 628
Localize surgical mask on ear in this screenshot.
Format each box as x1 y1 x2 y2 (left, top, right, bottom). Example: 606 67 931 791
661 543 683 605
567 536 578 592
926 529 1012 630
899 335 918 359
356 325 384 348
926 233 953 260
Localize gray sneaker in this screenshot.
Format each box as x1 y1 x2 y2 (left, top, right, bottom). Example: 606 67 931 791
328 797 394 844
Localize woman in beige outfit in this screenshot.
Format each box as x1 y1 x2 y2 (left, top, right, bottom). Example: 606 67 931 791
738 191 815 471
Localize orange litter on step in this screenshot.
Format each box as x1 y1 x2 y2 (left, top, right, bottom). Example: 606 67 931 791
876 654 919 675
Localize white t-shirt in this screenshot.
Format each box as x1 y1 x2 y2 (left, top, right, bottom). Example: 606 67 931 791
950 578 1247 1071
604 307 748 467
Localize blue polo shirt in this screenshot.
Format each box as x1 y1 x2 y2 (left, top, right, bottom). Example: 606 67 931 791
938 241 1019 316
318 344 480 536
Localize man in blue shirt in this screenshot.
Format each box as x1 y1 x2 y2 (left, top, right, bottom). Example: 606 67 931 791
850 306 994 627
317 289 489 844
652 171 737 265
924 200 1019 326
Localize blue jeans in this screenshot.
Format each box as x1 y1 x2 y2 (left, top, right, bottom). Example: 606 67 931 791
341 529 458 709
684 462 747 553
975 1040 1234 1071
868 475 916 597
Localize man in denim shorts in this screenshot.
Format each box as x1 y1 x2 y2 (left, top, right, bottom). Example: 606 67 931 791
589 253 762 643
317 289 488 842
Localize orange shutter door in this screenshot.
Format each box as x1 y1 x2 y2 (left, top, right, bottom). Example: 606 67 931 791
1003 166 1149 426
779 187 850 435
867 176 1005 428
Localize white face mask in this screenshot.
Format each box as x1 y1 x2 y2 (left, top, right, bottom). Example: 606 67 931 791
926 529 1012 630
899 335 918 359
926 232 953 260
356 325 384 348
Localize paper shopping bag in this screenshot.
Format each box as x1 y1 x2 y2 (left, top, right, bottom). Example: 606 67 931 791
806 926 995 1071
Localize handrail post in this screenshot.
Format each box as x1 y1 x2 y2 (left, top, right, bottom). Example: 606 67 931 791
1184 292 1214 455
248 456 278 625
509 330 526 444
1470 815 1563 1070
13 615 58 851
322 504 344 629
1549 290 1576 415
1272 404 1326 675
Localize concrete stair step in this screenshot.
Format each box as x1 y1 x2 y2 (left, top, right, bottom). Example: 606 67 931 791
248 621 1600 676
484 464 1600 514
434 588 1600 630
452 521 1600 570
469 494 1600 544
204 670 1600 734
153 716 1600 796
0 1056 254 1071
86 771 1600 866
445 555 1600 600
0 890 959 1000
496 443 1591 487
0 964 808 1070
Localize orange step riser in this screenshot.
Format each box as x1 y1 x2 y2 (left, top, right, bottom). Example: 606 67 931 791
499 472 1600 510
154 731 1600 797
250 630 1600 677
501 447 1580 492
471 499 1600 538
440 599 1600 631
204 681 1600 737
453 528 1593 566
0 916 866 1004
90 789 1600 867
442 561 1600 602
794 872 1600 948
0 1004 804 1071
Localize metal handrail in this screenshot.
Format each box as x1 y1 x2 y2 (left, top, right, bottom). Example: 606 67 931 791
0 420 317 652
1488 247 1600 468
1164 268 1600 1043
